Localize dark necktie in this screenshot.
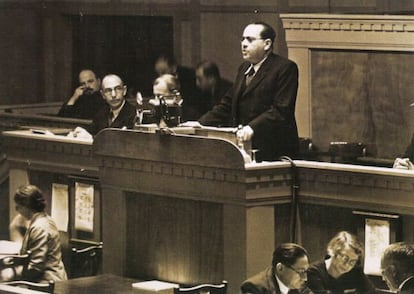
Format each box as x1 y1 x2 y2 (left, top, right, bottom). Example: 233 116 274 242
245 66 255 86
287 289 299 294
108 111 114 126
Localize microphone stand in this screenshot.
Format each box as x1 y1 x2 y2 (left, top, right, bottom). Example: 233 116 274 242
279 156 299 243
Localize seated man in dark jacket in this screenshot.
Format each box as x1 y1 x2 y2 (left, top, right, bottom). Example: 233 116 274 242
240 243 313 294
381 242 414 294
195 60 232 116
87 73 136 136
58 69 106 119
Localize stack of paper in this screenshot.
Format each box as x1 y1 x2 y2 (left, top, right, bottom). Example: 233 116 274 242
132 280 179 294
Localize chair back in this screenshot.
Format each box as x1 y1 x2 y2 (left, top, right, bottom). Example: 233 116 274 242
174 280 227 294
0 251 30 271
1 280 55 293
69 241 103 278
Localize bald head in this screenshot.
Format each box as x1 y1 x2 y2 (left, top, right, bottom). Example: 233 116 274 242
101 74 123 87
100 74 127 110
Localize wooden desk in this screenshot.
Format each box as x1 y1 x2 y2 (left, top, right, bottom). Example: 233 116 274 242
0 284 46 294
3 128 414 294
54 274 138 294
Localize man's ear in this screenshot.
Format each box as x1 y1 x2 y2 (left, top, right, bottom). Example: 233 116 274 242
264 39 272 51
388 265 399 281
275 262 284 273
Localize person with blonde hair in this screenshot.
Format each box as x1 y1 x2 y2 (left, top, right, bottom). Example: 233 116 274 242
307 231 375 294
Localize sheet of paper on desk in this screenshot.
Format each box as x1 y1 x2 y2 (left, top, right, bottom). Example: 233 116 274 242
131 280 179 293
0 241 21 255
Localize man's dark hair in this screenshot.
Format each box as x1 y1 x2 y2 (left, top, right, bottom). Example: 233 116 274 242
77 68 101 79
383 242 414 280
196 61 221 81
253 21 276 43
272 243 308 268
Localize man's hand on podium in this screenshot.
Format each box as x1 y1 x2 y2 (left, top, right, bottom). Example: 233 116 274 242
236 125 254 141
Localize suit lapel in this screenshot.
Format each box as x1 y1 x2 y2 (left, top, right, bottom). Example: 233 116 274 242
232 63 250 126
242 54 274 96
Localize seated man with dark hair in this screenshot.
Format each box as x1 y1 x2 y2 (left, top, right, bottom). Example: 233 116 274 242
240 243 313 294
195 60 232 116
58 69 106 119
381 242 414 294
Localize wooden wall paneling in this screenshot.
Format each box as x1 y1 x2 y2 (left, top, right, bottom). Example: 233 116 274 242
0 7 43 104
311 50 414 158
281 14 414 159
125 192 223 284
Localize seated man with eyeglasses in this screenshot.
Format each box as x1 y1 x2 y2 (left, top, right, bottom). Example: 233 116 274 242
307 231 375 294
85 73 136 136
240 243 313 294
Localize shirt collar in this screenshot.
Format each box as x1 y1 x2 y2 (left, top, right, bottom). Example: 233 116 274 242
275 274 290 294
111 100 125 120
244 54 268 76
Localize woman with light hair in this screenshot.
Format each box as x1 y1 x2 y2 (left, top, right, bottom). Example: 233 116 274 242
307 231 375 294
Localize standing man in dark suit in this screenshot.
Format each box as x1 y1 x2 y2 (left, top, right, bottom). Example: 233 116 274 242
198 22 299 162
240 243 313 294
88 74 136 135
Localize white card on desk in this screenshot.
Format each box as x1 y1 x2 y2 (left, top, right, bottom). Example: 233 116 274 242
131 280 178 293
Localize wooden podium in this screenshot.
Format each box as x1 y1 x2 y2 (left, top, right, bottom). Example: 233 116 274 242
93 129 291 294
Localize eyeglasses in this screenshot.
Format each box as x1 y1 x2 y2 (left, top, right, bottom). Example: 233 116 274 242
336 252 358 267
102 85 124 96
241 36 264 43
285 264 307 278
